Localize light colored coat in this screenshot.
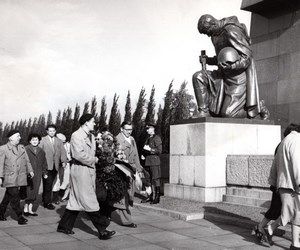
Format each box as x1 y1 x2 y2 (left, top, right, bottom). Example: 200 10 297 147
116 133 142 172
0 142 33 187
270 131 300 191
112 133 142 210
39 136 67 171
66 127 99 212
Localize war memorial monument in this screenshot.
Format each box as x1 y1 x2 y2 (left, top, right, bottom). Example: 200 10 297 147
164 0 300 203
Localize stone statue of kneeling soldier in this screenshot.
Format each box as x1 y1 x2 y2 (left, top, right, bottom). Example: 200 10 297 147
192 14 269 120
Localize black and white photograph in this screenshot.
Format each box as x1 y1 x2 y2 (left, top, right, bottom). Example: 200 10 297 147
0 0 299 249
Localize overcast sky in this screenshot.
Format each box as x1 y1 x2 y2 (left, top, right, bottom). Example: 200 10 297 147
0 0 251 124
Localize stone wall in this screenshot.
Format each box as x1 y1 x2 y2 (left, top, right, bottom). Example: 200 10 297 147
241 0 300 132
226 155 274 188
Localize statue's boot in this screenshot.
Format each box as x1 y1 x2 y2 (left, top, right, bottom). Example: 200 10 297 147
193 86 211 118
192 110 211 118
259 100 270 120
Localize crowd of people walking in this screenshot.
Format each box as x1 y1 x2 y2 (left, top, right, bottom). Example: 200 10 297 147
3 112 300 248
0 113 162 241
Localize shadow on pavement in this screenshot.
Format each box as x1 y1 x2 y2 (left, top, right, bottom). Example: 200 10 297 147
55 204 98 236
203 206 290 250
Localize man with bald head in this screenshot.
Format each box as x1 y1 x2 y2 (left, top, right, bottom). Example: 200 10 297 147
192 14 269 119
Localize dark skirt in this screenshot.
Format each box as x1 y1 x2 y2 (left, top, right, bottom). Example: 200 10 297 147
265 189 282 220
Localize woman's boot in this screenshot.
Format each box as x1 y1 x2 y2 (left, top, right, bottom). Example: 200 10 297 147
28 203 38 216
23 203 29 216
151 187 160 204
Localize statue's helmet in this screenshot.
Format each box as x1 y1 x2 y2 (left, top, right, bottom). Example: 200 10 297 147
217 47 239 64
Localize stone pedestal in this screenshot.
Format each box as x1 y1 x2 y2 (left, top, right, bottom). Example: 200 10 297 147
164 117 281 202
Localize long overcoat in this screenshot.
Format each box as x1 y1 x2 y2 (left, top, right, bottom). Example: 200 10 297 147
25 145 48 200
0 142 33 187
66 127 99 212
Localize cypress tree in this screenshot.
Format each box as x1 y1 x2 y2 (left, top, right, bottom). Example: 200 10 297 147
173 81 193 122
31 117 38 133
72 103 81 133
161 81 174 153
36 114 46 136
145 85 156 125
0 122 3 145
55 110 62 130
26 118 32 137
156 104 163 137
124 90 132 123
90 96 97 116
60 106 73 140
108 93 121 136
99 97 108 132
46 111 53 126
132 87 146 146
82 101 89 115
2 123 10 142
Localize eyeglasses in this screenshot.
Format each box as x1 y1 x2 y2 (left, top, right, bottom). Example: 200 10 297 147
124 129 133 131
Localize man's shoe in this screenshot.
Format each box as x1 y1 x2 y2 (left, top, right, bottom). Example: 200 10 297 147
44 203 55 210
28 212 38 216
18 216 28 225
123 223 137 228
98 230 115 240
0 214 7 221
24 212 30 217
141 196 153 203
57 227 75 235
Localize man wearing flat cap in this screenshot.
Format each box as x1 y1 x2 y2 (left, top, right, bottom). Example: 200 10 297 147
141 123 162 204
0 130 34 224
58 113 115 240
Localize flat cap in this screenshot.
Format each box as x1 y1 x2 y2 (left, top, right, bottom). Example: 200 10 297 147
7 129 20 138
146 123 156 128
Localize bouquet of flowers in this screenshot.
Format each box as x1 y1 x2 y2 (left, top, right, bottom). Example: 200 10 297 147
95 131 131 202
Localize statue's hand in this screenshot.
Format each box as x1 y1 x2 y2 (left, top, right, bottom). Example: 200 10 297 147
219 62 232 72
199 54 208 64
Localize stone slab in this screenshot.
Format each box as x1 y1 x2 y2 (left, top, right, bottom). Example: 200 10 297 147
226 156 249 186
164 183 226 203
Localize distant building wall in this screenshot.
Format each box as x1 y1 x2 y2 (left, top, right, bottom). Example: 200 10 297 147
241 0 300 133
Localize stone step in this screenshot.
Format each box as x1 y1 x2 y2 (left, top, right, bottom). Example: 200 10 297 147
223 194 271 208
226 186 272 200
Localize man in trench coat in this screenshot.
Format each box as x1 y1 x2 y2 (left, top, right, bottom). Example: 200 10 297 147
0 130 34 225
57 114 115 240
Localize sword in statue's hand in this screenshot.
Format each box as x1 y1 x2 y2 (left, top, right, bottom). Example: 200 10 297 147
199 50 207 71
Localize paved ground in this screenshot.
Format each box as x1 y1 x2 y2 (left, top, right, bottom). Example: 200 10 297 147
0 199 293 250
